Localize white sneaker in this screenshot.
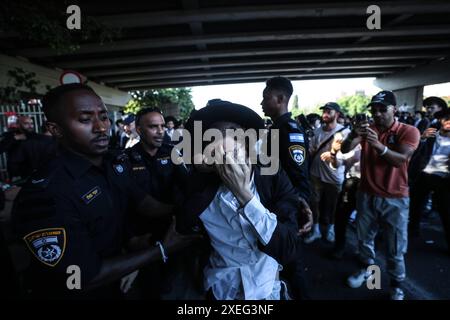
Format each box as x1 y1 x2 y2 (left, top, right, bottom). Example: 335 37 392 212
390 287 405 300
325 226 335 243
303 229 322 244
347 268 374 288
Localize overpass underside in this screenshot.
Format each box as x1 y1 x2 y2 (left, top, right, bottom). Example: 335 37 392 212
1 1 450 95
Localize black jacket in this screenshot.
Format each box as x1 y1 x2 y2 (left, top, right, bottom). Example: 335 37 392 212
270 113 310 201
177 165 300 266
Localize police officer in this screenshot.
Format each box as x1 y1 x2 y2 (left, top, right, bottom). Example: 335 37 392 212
126 107 188 211
12 84 198 299
261 77 311 202
261 76 312 300
0 116 56 181
124 107 191 299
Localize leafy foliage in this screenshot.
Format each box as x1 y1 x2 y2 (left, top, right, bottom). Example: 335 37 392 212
0 0 121 54
336 93 371 116
0 68 40 104
124 88 195 121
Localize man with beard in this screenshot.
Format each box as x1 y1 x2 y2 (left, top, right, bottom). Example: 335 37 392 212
124 107 190 298
0 115 56 180
341 91 420 300
409 108 450 251
304 102 350 244
12 84 199 299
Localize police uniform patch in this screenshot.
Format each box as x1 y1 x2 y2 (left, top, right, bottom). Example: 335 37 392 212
289 133 305 143
289 145 305 165
160 159 168 165
81 186 101 204
23 228 66 267
114 164 124 174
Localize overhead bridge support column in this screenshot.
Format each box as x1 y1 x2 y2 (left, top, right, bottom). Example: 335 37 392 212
393 86 423 112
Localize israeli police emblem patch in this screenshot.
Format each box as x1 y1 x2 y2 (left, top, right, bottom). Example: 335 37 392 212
114 164 124 174
289 145 305 165
23 228 66 267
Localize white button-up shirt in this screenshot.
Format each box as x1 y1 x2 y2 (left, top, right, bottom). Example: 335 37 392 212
199 178 281 300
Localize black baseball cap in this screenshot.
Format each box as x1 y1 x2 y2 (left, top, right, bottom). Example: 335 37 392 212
320 102 342 113
368 91 397 108
423 96 448 110
123 114 135 125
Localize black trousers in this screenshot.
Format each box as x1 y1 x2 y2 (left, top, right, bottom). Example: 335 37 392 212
409 172 450 251
334 177 359 251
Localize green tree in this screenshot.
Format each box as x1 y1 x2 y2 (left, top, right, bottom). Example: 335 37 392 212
1 0 120 54
290 94 301 118
124 88 195 121
336 93 371 116
0 68 40 104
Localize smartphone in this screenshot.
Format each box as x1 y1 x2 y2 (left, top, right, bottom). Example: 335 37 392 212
354 113 368 124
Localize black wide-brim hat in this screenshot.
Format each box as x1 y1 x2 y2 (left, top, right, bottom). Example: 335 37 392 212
185 99 265 135
423 96 448 110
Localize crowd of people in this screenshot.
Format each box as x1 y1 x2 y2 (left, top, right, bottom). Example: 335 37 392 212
0 77 449 300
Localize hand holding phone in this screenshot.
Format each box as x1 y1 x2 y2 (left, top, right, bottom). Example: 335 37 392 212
353 113 369 137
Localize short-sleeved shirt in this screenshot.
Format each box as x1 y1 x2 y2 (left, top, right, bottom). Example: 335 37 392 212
359 121 420 198
12 148 147 298
310 124 351 185
125 142 189 238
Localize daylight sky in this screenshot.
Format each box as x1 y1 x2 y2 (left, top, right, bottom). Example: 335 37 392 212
191 78 450 116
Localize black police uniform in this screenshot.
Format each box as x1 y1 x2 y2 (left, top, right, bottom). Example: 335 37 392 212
124 142 190 299
270 112 310 201
0 132 57 180
12 148 147 298
125 142 188 237
125 143 188 204
269 112 311 300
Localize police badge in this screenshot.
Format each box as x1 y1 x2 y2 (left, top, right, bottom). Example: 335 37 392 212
23 228 66 267
289 145 306 165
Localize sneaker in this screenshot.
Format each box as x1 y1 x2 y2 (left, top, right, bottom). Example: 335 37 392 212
325 226 335 243
390 287 405 300
347 268 374 288
303 229 322 244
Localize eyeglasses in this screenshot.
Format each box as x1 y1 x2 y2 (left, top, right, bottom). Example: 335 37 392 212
369 107 388 114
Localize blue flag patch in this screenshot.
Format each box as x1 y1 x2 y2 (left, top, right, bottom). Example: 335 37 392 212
289 133 305 143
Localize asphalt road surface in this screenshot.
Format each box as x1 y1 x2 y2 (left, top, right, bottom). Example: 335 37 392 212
302 211 450 300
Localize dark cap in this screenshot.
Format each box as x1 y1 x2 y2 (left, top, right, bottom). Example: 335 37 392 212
435 108 450 119
123 114 135 125
185 99 264 134
320 102 342 113
423 96 448 110
368 91 397 108
164 115 177 123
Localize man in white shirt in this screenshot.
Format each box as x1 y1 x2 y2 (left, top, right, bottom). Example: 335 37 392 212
179 100 312 300
409 108 450 252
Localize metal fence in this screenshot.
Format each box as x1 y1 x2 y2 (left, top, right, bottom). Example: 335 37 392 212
0 101 46 181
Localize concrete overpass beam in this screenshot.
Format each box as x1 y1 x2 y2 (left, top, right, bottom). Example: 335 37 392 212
393 86 424 112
